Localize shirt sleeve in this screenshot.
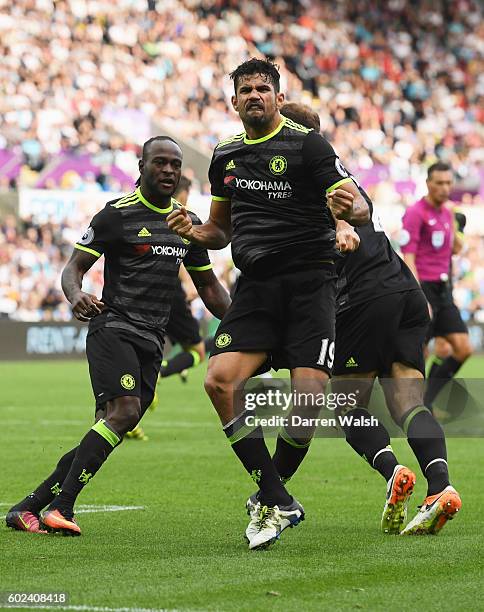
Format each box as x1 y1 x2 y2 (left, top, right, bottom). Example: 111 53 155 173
183 213 213 271
74 206 115 258
208 151 230 202
400 205 423 254
302 131 354 196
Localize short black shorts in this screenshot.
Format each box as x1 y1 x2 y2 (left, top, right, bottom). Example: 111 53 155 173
333 289 430 376
420 281 467 340
210 267 336 374
86 328 163 411
165 286 201 347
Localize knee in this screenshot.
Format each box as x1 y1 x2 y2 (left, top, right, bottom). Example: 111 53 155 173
106 397 142 435
452 338 473 362
204 368 233 402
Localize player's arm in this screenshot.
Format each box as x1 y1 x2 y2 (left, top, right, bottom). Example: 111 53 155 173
334 219 360 252
328 183 369 226
167 200 231 249
61 249 104 322
187 268 231 320
402 252 419 282
302 131 370 226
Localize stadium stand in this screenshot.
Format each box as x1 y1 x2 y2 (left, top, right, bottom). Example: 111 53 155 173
0 0 482 323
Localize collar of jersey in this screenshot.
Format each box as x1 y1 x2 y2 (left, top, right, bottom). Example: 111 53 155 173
243 116 286 145
136 187 174 214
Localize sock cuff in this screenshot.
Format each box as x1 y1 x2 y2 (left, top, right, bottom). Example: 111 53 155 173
92 419 121 448
425 458 448 473
188 348 201 367
223 412 258 445
372 445 394 467
279 427 312 449
401 405 430 434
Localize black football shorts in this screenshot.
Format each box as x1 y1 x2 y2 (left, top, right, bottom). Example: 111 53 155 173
210 266 337 375
420 281 468 340
333 289 429 376
165 285 201 347
86 328 163 412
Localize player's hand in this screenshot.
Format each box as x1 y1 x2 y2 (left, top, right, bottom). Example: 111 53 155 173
336 226 360 252
167 206 193 240
70 291 104 322
327 188 354 221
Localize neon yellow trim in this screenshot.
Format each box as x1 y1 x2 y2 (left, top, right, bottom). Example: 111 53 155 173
284 118 311 133
74 244 101 258
92 419 120 448
229 422 258 445
402 406 430 434
188 349 201 367
184 263 213 272
136 187 173 214
243 117 286 144
456 231 464 240
326 177 353 194
280 427 311 449
212 195 230 202
216 133 245 148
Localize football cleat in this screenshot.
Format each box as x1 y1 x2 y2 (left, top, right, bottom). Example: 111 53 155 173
381 465 416 534
245 492 261 542
40 509 81 536
248 498 305 550
6 510 47 534
179 369 189 384
125 424 148 441
400 486 461 535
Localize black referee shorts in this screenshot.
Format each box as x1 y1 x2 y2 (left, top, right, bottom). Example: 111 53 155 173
420 281 468 341
165 287 201 347
210 267 336 375
86 328 163 412
333 289 429 377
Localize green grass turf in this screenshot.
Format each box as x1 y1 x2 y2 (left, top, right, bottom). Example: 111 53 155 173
1 357 484 611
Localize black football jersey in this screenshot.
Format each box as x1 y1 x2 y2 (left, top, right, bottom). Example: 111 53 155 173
74 188 211 348
209 116 355 278
336 192 419 314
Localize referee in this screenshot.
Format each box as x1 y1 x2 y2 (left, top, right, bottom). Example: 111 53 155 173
401 162 473 410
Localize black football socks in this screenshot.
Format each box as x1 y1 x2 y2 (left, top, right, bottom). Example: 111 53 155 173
224 412 292 507
424 356 463 409
9 447 78 514
402 406 450 496
48 419 121 517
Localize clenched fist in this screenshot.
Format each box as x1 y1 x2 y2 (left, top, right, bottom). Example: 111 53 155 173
167 207 193 240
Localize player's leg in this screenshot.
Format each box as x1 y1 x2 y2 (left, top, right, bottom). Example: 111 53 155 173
427 336 452 378
159 287 204 380
382 363 461 534
41 330 160 535
205 351 293 507
424 302 472 410
6 447 79 533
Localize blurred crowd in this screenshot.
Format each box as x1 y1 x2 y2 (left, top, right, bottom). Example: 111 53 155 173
1 210 484 324
0 0 482 195
0 0 483 323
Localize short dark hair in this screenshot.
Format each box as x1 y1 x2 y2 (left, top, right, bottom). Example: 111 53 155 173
230 58 281 94
175 175 192 197
142 135 179 160
427 161 452 179
281 103 320 131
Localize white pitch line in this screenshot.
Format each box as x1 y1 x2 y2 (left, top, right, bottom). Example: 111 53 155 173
0 504 144 520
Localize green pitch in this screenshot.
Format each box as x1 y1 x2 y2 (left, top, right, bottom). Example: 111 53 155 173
1 357 483 611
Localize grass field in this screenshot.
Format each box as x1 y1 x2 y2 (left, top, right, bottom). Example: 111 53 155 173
1 357 484 612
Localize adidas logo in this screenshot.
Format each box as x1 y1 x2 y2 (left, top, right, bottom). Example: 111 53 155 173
345 357 358 368
225 159 236 170
138 227 151 237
